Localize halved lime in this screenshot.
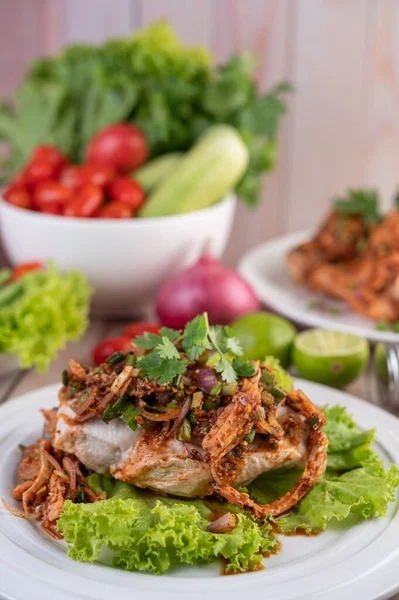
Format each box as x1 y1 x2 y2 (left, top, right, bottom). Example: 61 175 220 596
293 329 369 388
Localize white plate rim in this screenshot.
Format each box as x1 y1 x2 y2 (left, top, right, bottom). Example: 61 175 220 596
238 230 399 345
0 382 398 600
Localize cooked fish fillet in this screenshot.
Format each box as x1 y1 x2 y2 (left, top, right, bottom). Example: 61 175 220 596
54 404 308 498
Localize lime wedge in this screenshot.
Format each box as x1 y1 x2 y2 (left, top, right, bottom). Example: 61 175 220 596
293 329 369 388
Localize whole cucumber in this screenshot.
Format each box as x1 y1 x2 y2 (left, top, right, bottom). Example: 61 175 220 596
140 125 248 218
133 153 183 192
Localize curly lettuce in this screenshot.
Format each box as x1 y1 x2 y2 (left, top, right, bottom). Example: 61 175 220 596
248 405 399 534
57 403 399 574
264 355 294 390
58 475 277 575
0 264 92 372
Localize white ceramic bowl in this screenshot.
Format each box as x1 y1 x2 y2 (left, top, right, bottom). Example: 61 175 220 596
0 195 236 316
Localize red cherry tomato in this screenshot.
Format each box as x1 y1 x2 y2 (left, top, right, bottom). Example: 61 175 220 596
33 181 73 214
64 183 104 218
59 165 85 190
123 322 160 339
97 201 134 219
8 172 26 188
30 145 68 173
79 165 116 188
109 177 145 209
23 161 55 188
12 261 43 281
3 186 31 210
92 336 131 366
86 123 148 173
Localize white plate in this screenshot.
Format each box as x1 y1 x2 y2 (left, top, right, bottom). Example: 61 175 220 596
0 382 398 600
239 231 399 345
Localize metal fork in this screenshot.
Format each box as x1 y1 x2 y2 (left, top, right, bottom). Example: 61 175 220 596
373 344 399 414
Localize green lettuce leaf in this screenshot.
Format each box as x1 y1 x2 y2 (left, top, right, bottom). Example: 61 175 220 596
58 474 277 575
0 264 92 372
248 404 399 534
263 355 294 391
57 403 399 574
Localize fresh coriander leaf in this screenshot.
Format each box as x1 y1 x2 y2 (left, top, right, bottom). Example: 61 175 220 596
225 335 243 357
159 327 181 341
137 351 186 384
135 333 162 349
154 357 187 385
215 356 237 383
156 336 181 360
183 315 208 352
232 359 255 377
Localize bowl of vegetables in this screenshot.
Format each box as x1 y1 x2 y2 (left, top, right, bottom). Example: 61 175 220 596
0 22 290 316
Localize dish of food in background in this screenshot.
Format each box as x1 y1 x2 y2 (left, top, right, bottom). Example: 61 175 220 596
0 262 91 376
239 235 399 345
0 316 398 598
286 189 399 328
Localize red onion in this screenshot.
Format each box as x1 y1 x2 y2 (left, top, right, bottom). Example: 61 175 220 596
190 366 218 393
156 248 260 329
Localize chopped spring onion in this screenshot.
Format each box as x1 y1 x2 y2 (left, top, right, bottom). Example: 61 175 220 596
177 418 191 442
222 382 238 396
203 399 218 411
210 381 222 396
191 391 204 408
106 351 124 365
125 354 136 367
62 369 70 386
261 369 275 387
245 428 256 444
270 385 286 401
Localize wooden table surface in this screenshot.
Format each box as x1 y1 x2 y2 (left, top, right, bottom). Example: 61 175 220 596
0 320 398 599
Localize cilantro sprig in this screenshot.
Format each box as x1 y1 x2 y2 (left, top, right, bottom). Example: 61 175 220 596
135 313 255 384
333 189 382 225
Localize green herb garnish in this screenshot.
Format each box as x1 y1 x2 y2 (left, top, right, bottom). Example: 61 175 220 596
106 351 125 366
62 369 70 386
245 428 256 444
102 395 140 431
136 313 252 385
334 189 382 225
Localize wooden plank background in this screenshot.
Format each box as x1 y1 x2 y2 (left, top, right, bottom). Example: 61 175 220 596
0 0 398 266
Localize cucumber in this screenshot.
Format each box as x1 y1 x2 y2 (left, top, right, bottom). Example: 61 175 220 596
133 153 183 192
140 125 248 217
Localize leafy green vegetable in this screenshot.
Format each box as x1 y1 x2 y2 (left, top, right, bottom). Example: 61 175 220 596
136 313 254 384
102 395 141 430
57 400 399 575
334 189 382 225
248 404 399 534
58 474 278 575
0 264 91 372
263 356 294 390
0 22 290 205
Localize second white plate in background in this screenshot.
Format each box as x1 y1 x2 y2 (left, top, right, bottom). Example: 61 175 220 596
239 231 399 345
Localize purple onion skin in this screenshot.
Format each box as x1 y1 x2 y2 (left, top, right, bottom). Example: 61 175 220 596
190 366 218 393
156 252 260 329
